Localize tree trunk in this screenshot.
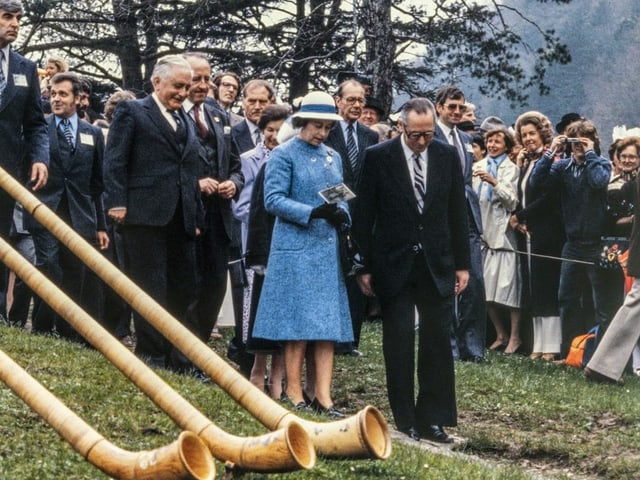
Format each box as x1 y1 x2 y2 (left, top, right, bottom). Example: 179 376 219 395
112 0 144 90
361 0 394 116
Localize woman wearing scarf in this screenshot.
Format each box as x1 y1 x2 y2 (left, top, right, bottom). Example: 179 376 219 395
473 128 522 354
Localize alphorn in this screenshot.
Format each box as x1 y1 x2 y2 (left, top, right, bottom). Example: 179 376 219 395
0 167 391 461
0 348 214 480
0 236 315 473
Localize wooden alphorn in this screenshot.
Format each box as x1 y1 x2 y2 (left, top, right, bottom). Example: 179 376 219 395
0 236 315 473
0 167 391 461
0 348 215 480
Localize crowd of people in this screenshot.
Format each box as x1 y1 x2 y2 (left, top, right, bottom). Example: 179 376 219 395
3 0 640 446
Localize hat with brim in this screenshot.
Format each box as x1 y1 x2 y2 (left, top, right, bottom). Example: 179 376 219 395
292 91 343 122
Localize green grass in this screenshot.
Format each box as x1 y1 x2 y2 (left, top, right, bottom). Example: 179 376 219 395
0 321 638 479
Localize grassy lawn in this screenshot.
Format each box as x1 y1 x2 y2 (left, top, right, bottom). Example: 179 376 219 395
0 320 637 479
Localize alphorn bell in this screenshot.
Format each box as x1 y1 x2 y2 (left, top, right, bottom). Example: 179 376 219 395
0 349 215 480
0 167 391 461
0 237 315 473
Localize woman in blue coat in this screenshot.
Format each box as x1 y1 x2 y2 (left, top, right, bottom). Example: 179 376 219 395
253 91 353 417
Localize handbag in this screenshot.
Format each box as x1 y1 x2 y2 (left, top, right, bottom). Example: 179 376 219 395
337 224 364 277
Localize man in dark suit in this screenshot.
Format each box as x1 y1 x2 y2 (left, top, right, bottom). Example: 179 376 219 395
104 55 201 372
353 97 470 443
325 79 379 355
29 72 108 339
182 53 244 342
434 85 486 363
0 0 49 319
231 79 276 155
228 78 275 373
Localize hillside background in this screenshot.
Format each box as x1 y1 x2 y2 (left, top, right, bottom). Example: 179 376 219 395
458 0 640 149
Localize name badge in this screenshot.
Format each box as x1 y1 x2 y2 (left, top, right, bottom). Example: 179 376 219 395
80 133 94 146
13 74 28 87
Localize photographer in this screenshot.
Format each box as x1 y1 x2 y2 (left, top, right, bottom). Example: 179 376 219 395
529 120 615 359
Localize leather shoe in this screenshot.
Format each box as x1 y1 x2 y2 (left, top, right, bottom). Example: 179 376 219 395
421 425 453 444
399 426 420 441
309 398 345 418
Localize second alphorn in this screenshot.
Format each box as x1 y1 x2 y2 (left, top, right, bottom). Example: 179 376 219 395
0 167 391 461
0 237 315 473
0 348 215 480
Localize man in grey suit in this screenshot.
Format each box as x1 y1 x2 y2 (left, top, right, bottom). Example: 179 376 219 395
325 79 379 355
29 72 108 339
353 97 470 443
434 85 487 363
0 0 49 318
104 55 202 372
182 53 244 342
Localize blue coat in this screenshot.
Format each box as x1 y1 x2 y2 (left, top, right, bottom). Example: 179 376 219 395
253 137 354 342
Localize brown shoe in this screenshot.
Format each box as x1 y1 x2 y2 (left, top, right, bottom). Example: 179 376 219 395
584 367 624 385
541 353 557 362
529 352 542 360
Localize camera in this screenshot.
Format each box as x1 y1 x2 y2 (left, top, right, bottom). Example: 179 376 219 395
561 138 581 144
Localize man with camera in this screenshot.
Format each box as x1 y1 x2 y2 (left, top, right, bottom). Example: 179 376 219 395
529 119 615 359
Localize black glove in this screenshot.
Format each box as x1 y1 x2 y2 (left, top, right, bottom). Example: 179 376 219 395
327 207 349 228
310 203 338 219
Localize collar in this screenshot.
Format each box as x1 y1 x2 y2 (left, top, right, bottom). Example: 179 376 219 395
340 119 357 134
564 155 585 170
400 134 425 162
437 120 454 139
55 113 79 132
182 98 196 114
245 118 259 134
0 45 9 73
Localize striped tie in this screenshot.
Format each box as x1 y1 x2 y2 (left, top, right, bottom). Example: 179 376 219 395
0 51 5 103
346 123 358 171
413 153 425 212
60 118 75 151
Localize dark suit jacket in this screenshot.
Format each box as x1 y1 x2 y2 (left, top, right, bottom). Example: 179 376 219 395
103 96 201 238
231 119 257 155
325 121 379 192
198 102 244 239
31 116 106 238
0 49 49 180
353 136 470 298
434 125 482 234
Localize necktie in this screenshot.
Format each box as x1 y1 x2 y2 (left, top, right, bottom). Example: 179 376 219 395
0 51 6 102
450 128 466 171
413 153 426 212
60 118 75 151
169 110 187 144
193 105 208 137
346 123 358 171
254 128 262 145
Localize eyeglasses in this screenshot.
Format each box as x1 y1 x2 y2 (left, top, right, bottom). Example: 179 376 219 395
220 82 238 90
405 130 435 140
620 154 639 161
443 103 467 112
342 96 365 105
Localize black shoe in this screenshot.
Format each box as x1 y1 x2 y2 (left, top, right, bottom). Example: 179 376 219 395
460 355 484 364
309 398 345 418
280 393 309 411
399 426 420 441
191 369 211 384
420 425 453 444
